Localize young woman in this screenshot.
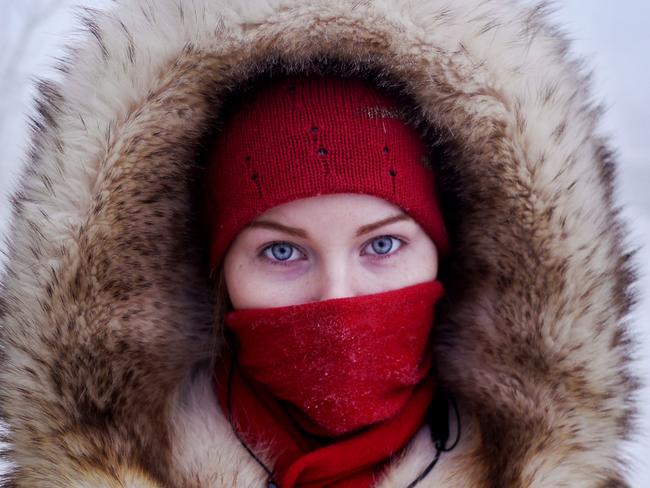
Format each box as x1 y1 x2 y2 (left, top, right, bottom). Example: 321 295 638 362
0 1 638 487
204 74 451 486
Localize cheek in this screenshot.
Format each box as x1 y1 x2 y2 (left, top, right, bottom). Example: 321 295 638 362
354 242 438 294
223 256 265 309
388 238 438 284
417 239 439 279
223 247 257 309
223 253 312 309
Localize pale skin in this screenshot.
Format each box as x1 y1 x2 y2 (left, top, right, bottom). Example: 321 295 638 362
223 192 438 309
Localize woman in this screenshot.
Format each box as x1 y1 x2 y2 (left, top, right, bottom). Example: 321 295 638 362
0 0 638 487
205 74 451 487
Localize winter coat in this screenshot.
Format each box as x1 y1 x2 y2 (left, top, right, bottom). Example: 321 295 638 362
0 0 639 486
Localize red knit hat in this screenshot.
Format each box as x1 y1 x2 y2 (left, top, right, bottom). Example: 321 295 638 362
205 74 448 276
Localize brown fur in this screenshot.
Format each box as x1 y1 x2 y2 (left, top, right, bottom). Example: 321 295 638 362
0 1 639 486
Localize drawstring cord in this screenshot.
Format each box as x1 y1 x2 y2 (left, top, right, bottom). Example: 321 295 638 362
225 344 461 488
403 386 461 488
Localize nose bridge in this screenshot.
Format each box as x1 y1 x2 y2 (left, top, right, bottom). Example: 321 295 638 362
319 252 353 301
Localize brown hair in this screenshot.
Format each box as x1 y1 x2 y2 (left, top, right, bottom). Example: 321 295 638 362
207 265 233 371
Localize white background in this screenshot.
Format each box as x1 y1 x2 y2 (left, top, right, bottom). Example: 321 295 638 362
0 1 648 485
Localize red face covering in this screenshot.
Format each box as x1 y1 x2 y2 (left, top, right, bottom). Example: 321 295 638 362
214 279 445 487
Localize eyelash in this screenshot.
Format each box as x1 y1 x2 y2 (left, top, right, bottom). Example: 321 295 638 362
258 235 407 267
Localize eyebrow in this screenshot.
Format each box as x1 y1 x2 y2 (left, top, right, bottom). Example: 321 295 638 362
246 213 411 239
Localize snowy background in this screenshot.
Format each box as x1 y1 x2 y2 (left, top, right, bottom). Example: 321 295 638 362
0 0 648 485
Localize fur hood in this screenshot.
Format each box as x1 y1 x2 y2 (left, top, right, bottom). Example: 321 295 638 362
0 0 639 486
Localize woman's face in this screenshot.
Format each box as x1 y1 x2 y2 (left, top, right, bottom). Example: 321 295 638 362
223 193 438 309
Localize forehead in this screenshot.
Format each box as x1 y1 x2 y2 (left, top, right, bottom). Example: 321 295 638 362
253 193 404 222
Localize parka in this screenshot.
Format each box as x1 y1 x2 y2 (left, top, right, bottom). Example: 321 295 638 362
0 0 639 486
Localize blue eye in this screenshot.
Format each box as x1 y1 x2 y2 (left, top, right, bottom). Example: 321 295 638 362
260 236 405 266
261 242 303 263
364 236 404 257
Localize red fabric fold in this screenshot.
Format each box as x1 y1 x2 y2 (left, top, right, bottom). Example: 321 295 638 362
214 353 435 488
213 280 444 487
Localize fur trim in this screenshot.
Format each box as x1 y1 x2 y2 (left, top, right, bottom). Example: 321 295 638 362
0 0 638 486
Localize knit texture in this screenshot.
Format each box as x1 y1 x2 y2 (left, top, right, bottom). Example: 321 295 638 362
205 74 449 275
214 280 445 487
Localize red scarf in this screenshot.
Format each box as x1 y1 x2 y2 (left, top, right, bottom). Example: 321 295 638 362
213 280 445 487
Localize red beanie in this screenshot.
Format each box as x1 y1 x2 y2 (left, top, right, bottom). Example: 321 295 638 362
205 74 449 276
